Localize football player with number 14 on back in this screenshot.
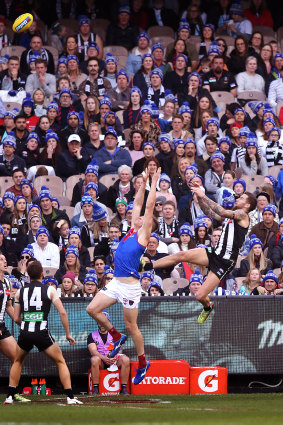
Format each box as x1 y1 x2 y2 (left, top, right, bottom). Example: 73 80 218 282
87 167 161 385
4 260 82 405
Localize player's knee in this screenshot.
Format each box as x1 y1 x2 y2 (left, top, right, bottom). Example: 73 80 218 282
122 356 130 367
86 304 98 318
91 356 100 367
195 288 205 302
124 321 136 334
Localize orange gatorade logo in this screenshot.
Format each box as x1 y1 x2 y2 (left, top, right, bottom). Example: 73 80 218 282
103 372 120 392
198 370 219 392
190 367 227 394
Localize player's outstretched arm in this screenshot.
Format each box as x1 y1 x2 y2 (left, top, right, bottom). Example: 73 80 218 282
190 183 228 220
131 169 149 228
50 288 75 345
138 167 161 246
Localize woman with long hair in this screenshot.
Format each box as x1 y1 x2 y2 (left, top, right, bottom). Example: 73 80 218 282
20 178 38 208
131 105 161 148
34 115 51 147
239 138 268 175
185 4 204 35
249 31 264 54
193 95 215 129
46 102 61 132
244 0 274 28
168 222 196 255
171 156 191 201
39 129 62 169
17 132 40 169
62 35 83 62
123 87 143 130
199 24 215 59
216 38 229 63
33 88 47 117
67 55 87 95
60 271 77 297
83 96 99 130
227 36 258 75
238 235 272 276
170 139 185 178
133 54 154 101
143 157 160 190
81 206 108 248
10 196 28 244
167 39 191 71
239 268 262 295
125 129 144 166
55 244 87 287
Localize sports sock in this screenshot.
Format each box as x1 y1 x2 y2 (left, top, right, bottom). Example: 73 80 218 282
7 386 17 398
65 388 74 399
93 384 99 388
204 305 212 312
109 327 122 342
121 384 127 389
138 354 147 369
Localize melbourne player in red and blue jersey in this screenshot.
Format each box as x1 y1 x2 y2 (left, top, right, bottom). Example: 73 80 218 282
87 167 161 385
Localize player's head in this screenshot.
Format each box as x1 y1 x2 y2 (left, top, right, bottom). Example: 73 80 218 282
234 192 257 213
27 260 43 281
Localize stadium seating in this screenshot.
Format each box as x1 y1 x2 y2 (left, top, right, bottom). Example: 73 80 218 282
162 278 189 295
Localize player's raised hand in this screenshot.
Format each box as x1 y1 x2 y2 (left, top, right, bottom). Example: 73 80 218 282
152 167 161 183
142 168 150 183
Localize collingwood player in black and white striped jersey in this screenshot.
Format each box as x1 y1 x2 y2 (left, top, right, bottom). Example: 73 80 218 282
0 253 30 403
5 260 82 405
150 183 257 323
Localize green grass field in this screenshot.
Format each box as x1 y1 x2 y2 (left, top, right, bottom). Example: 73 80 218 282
0 393 282 425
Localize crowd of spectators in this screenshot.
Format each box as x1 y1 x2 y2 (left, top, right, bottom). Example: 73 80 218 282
1 0 283 298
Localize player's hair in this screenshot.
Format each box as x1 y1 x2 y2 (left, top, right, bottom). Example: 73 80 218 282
27 260 43 280
245 191 257 213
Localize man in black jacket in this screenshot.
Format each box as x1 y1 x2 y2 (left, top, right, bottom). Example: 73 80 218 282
56 134 89 181
106 4 140 51
20 36 55 75
147 0 179 32
0 134 27 176
59 111 88 151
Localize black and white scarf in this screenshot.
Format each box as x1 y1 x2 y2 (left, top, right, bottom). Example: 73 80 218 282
147 85 165 108
266 141 283 167
26 48 49 65
77 33 96 55
84 76 106 97
158 216 178 238
0 34 9 50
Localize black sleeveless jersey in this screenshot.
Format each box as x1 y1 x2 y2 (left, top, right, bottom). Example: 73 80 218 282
0 277 11 324
19 281 52 332
214 218 248 261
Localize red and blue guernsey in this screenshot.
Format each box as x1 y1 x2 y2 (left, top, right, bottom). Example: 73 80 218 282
113 228 146 279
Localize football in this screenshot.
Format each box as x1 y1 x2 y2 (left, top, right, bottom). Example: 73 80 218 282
12 13 33 33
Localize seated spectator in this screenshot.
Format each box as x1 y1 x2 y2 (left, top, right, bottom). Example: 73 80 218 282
55 244 87 287
79 58 112 102
167 40 191 72
191 94 216 131
7 169 35 198
200 136 218 167
236 56 265 94
0 109 17 141
120 202 133 238
198 24 216 60
235 235 272 277
87 310 130 396
155 134 172 175
230 126 249 170
106 4 140 51
72 193 94 229
71 160 106 207
227 36 257 75
151 42 171 77
93 96 112 126
76 270 98 298
194 219 210 246
241 135 269 175
109 70 131 111
31 225 60 268
66 55 87 95
244 0 274 28
168 222 196 255
56 134 89 181
59 226 90 268
94 127 131 177
173 270 203 296
33 88 47 117
238 268 262 295
76 16 103 59
196 117 223 156
130 104 161 149
62 35 83 63
157 201 179 245
81 205 108 248
0 55 26 92
111 197 128 228
100 111 124 138
146 69 165 109
59 110 88 151
73 181 107 218
265 53 283 94
38 186 70 238
39 130 62 169
258 43 273 80
1 191 15 223
123 87 143 130
265 127 283 167
102 54 118 89
251 270 283 295
148 0 179 31
0 133 27 176
103 165 134 212
21 95 39 131
20 35 55 75
171 157 191 201
126 31 151 76
49 22 66 56
60 271 77 297
20 178 38 208
157 174 176 208
93 256 107 286
204 152 226 196
163 54 189 97
82 123 103 162
144 157 161 191
146 233 174 280
14 115 29 151
133 54 154 101
17 132 40 169
82 96 99 131
216 171 235 204
125 129 144 166
227 3 252 39
267 217 283 259
168 114 191 143
148 281 164 296
25 59 56 97
202 55 237 96
0 223 18 266
249 203 279 251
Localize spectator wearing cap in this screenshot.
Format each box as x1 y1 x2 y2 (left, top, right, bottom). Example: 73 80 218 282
77 269 99 297
31 225 60 268
204 152 226 196
24 213 43 244
123 88 143 130
81 204 108 248
148 281 164 296
73 179 108 218
268 218 283 267
165 20 198 71
72 193 94 228
173 270 203 296
163 54 189 97
0 223 18 267
106 4 140 51
0 133 27 177
25 58 56 96
109 70 131 111
0 55 26 92
265 127 283 167
11 244 34 284
234 234 272 277
168 222 196 255
146 233 174 280
60 226 90 268
17 132 40 169
0 109 16 141
265 53 283 95
101 111 124 138
56 133 88 180
239 136 268 176
147 0 179 31
157 173 177 208
146 69 165 109
55 244 87 287
202 55 237 96
196 117 223 157
178 73 215 116
66 55 88 95
251 270 281 296
236 56 265 94
7 168 36 198
13 115 29 151
249 203 279 251
155 134 172 176
248 191 279 233
227 3 252 39
55 86 83 129
21 93 39 132
93 126 131 178
126 32 151 76
76 16 103 59
103 54 118 89
133 54 154 101
59 109 88 151
39 129 62 169
79 42 105 76
150 43 171 76
20 35 55 75
1 191 15 223
39 185 70 238
78 58 112 102
230 125 249 170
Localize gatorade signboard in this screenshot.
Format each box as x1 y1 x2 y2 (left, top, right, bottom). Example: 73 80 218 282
130 360 190 395
189 367 228 395
88 369 130 395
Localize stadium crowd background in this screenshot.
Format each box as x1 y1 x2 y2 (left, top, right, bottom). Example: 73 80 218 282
0 0 283 298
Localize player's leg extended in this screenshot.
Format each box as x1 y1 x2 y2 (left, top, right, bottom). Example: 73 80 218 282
195 271 220 323
0 336 17 362
153 247 209 270
86 292 117 330
44 343 72 389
